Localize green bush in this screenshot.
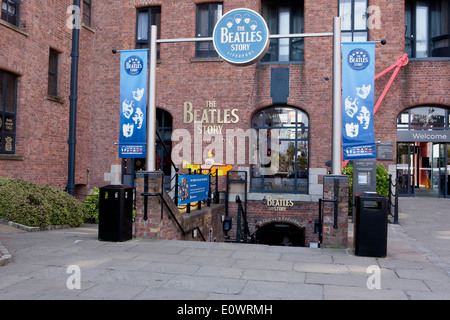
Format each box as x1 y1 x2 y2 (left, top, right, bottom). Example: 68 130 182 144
376 164 390 196
0 176 86 227
83 187 100 223
342 164 354 215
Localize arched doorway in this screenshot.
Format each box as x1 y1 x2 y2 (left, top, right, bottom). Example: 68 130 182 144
255 222 305 247
396 106 450 198
155 109 173 189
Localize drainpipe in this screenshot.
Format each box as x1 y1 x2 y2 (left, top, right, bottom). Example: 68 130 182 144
66 0 80 196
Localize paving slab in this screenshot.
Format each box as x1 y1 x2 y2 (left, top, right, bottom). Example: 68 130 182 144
0 195 449 301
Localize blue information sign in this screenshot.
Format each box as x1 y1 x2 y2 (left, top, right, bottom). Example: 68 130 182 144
178 175 210 206
213 8 270 66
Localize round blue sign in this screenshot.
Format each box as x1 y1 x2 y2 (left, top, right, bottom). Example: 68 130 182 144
347 48 370 71
213 8 270 66
124 55 144 76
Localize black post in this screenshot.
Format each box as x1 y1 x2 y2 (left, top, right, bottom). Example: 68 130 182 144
174 172 179 206
187 168 191 213
207 168 211 207
333 178 339 229
388 174 393 217
236 196 241 243
66 0 80 196
215 170 219 204
394 177 399 224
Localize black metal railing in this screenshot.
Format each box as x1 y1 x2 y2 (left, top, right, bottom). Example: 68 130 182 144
317 197 338 248
235 195 250 243
224 171 249 243
156 129 224 212
141 172 206 241
388 174 399 224
316 177 341 248
155 130 179 204
175 167 220 214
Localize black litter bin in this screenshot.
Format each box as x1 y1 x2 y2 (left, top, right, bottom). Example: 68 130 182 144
354 192 388 257
98 185 134 242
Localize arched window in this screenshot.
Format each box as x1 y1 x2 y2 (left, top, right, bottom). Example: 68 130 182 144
397 106 450 130
250 106 309 193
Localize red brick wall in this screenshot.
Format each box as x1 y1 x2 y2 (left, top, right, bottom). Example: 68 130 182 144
134 171 225 242
1 1 449 206
0 0 95 192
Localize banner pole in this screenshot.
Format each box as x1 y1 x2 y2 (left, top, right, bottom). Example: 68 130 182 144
147 25 158 171
332 17 342 175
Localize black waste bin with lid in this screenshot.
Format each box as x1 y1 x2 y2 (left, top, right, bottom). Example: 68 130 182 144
98 184 134 242
354 192 388 257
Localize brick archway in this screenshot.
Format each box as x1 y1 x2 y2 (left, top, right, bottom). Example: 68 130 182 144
255 217 305 247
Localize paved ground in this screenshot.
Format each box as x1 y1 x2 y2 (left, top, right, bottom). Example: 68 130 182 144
1 196 450 300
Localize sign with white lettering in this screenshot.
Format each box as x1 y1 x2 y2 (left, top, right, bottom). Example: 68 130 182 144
178 175 210 205
397 130 450 142
213 8 270 66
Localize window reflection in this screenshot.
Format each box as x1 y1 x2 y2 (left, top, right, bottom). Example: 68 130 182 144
405 0 450 58
397 106 449 130
251 107 309 194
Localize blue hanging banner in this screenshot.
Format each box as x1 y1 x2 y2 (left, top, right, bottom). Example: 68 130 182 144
119 49 148 158
342 42 376 161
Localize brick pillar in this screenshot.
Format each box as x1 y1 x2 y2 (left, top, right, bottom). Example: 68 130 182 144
322 175 349 248
134 171 163 238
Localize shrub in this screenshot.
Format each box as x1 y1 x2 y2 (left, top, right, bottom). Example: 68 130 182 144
83 187 100 223
376 164 390 196
0 176 86 227
342 164 354 215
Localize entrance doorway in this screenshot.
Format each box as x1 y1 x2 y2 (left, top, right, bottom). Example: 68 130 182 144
396 142 450 198
255 222 305 247
396 106 450 198
434 143 450 198
396 142 417 197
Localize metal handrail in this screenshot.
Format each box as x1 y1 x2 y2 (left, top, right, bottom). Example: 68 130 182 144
141 191 206 241
155 130 178 174
388 174 399 224
235 195 250 243
155 130 179 205
141 171 205 241
318 197 338 248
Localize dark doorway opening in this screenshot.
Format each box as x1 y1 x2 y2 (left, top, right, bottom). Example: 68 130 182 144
256 222 305 247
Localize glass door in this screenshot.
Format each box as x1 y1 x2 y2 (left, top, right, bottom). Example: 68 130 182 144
435 143 450 198
397 142 416 196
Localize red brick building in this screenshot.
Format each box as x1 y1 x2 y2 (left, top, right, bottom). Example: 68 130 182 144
1 0 449 245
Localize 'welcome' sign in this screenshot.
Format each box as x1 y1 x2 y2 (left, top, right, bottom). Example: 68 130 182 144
213 8 270 66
